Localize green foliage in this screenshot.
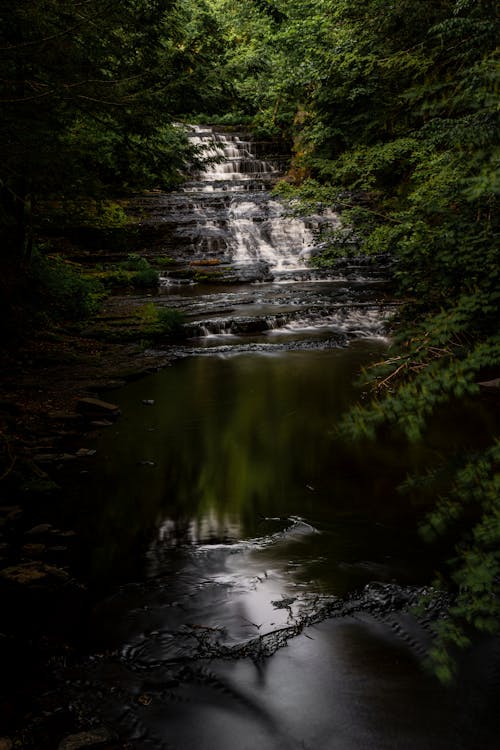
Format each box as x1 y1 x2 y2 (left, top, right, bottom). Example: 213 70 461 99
30 250 103 320
42 199 129 230
132 267 160 288
120 254 159 287
155 255 177 267
137 302 185 339
156 307 185 338
0 0 231 257
121 254 152 273
416 440 500 683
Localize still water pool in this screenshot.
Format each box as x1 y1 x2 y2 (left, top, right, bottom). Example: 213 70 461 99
62 338 498 750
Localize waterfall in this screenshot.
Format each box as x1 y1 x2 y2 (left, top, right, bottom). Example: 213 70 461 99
179 125 337 276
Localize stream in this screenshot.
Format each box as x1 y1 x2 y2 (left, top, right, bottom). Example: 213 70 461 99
61 127 499 749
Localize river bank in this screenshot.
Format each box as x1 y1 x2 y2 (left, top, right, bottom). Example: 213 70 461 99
0 295 181 748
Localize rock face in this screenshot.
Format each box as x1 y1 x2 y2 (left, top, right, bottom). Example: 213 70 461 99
75 397 121 419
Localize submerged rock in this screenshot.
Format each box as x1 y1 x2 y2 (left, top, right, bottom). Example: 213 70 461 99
76 397 121 420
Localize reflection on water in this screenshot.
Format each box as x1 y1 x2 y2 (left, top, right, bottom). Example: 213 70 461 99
63 340 500 750
74 342 430 587
71 340 495 591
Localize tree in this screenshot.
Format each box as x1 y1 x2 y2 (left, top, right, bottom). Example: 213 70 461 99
217 0 499 675
0 0 228 259
285 0 499 679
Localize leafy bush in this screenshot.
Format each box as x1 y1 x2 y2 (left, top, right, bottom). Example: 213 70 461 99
30 250 103 320
156 255 177 267
156 307 185 338
131 267 160 288
121 253 151 272
120 254 159 287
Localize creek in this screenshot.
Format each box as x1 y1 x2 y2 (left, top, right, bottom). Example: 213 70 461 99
62 127 498 749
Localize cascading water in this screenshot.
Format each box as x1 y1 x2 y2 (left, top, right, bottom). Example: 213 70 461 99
141 125 392 349
129 125 337 279
184 125 337 275
130 124 391 348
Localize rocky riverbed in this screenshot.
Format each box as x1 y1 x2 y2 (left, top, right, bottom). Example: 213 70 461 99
0 283 191 748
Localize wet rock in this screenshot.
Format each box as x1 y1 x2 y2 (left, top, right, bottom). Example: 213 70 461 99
0 506 22 524
0 561 70 586
34 453 59 464
75 448 97 457
75 397 121 420
58 728 114 750
142 399 155 405
48 411 84 424
53 530 77 540
25 523 54 537
90 379 126 390
22 543 46 559
90 420 113 427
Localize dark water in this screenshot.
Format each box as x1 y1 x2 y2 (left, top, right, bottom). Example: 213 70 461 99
76 342 415 582
62 336 498 750
60 128 499 749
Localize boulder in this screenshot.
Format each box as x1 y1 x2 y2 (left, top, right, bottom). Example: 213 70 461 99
0 737 13 750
